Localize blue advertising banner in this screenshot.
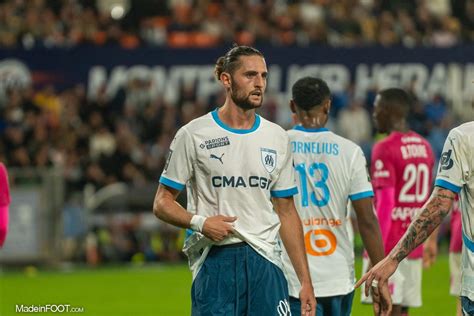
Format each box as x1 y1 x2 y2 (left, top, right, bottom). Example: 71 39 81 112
1 45 473 106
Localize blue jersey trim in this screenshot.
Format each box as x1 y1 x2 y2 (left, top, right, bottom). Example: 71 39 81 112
293 125 329 133
271 187 298 198
463 232 474 252
349 190 374 201
435 179 461 193
159 176 185 191
212 108 260 134
185 229 194 239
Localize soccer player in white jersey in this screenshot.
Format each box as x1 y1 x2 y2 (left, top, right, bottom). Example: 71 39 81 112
357 121 474 316
281 77 390 316
153 45 316 315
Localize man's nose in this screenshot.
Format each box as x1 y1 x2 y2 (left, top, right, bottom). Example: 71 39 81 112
254 75 264 88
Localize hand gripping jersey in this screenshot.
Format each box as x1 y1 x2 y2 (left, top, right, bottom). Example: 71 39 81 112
160 109 297 279
281 126 373 297
371 131 435 259
434 122 474 300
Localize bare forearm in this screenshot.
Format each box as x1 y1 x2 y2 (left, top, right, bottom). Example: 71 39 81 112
153 185 193 228
353 198 385 264
358 217 385 264
154 199 192 228
425 226 440 246
390 188 455 263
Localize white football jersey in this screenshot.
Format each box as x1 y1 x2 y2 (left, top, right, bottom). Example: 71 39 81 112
281 126 374 297
435 122 474 301
160 109 297 279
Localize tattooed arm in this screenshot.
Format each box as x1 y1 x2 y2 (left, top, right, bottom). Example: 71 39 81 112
391 187 455 263
355 187 457 315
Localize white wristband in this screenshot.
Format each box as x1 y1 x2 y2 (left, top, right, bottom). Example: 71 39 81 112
190 215 207 232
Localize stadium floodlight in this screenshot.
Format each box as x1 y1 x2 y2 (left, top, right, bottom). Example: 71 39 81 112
97 0 130 20
111 5 125 19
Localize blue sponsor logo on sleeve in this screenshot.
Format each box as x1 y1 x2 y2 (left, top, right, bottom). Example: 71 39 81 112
439 149 454 172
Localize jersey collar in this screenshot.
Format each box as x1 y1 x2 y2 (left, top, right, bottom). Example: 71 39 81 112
293 125 329 133
212 108 261 134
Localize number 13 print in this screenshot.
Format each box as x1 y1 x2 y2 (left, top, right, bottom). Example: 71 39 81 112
295 162 330 207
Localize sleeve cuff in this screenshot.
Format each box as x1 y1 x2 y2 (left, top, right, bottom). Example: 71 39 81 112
349 190 374 201
271 187 298 198
159 176 185 191
435 179 462 193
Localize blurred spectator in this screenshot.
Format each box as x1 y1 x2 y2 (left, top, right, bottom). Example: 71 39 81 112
336 99 372 154
425 94 448 125
0 0 470 49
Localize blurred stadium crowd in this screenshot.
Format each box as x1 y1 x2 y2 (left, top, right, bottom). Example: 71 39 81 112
0 0 473 49
0 0 467 265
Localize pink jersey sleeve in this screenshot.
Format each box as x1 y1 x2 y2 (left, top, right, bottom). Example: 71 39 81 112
375 186 395 250
0 163 10 247
450 200 462 253
0 163 10 207
371 142 396 189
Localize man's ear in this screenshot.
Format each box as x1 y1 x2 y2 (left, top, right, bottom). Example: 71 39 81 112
290 100 297 113
324 98 332 115
220 72 232 89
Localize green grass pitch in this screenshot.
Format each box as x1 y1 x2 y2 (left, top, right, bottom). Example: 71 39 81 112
0 255 455 315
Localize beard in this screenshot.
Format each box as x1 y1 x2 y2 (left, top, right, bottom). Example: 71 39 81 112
230 81 263 110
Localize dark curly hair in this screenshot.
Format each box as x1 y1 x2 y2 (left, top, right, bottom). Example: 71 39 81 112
292 77 331 111
214 45 263 81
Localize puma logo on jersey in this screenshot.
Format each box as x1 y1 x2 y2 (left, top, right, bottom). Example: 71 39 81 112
210 153 224 164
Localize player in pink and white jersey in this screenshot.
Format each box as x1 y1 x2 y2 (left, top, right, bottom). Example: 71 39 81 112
0 162 10 247
357 120 474 316
361 88 435 316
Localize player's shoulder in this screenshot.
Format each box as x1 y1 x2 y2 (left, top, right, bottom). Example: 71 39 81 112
404 131 431 146
317 131 362 154
451 121 474 137
447 122 474 154
332 132 361 149
259 116 288 137
181 112 214 132
372 135 393 155
260 116 285 132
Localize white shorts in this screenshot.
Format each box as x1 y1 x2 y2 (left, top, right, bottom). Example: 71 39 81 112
361 257 422 307
450 252 462 296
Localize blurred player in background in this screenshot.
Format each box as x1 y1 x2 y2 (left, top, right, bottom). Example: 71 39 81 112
0 162 10 247
281 77 390 316
361 88 435 316
153 45 316 315
357 120 474 316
